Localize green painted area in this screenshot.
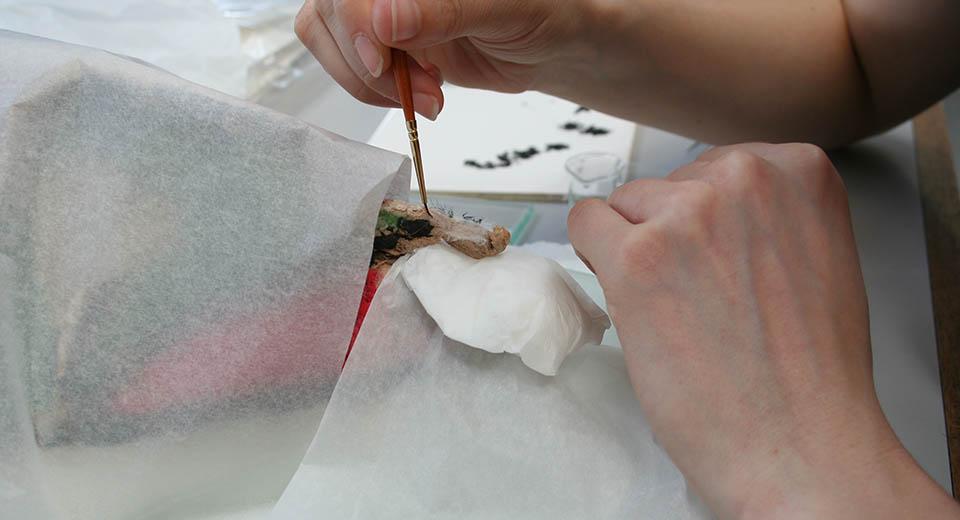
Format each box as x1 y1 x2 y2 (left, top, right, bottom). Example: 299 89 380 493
377 209 401 230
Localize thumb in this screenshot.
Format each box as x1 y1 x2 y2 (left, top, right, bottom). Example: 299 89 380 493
371 0 537 48
567 198 633 278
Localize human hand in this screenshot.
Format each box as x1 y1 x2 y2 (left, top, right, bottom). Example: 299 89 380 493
293 0 587 120
568 143 959 519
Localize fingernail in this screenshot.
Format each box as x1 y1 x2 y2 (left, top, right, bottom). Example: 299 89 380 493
413 93 440 120
353 34 383 77
391 0 422 42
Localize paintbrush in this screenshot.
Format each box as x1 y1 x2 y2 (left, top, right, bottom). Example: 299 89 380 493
391 48 430 215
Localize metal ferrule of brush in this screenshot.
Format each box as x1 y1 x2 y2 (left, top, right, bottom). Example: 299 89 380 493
405 119 424 175
405 119 429 212
406 119 419 141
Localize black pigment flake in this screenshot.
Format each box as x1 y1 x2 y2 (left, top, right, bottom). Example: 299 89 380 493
431 204 456 218
561 121 580 130
397 217 433 237
546 143 569 151
373 234 400 250
461 213 483 224
575 106 591 114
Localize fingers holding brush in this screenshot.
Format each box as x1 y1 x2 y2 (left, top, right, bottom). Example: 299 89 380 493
296 0 444 119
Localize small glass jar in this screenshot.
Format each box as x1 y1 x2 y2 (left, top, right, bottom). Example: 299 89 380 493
565 152 626 205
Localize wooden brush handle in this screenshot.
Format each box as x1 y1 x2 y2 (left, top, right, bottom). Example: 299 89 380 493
391 48 416 121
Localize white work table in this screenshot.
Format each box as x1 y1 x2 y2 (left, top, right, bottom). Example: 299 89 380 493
259 66 953 491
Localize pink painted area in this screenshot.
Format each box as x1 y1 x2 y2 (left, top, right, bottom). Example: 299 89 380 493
111 284 351 415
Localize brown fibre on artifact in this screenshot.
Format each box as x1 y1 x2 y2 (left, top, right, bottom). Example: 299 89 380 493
373 199 510 264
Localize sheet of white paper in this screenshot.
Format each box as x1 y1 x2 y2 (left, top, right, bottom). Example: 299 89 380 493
368 87 637 198
272 268 713 520
0 31 409 519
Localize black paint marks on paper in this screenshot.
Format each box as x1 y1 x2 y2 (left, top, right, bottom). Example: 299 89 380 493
461 103 607 171
582 126 610 135
560 121 611 135
464 143 571 170
464 159 494 169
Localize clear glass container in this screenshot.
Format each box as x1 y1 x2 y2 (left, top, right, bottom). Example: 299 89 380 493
565 152 626 204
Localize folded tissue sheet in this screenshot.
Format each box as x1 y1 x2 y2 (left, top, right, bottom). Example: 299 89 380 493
273 267 713 520
0 30 407 519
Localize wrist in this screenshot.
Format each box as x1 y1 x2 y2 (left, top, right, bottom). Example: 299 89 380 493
733 414 956 520
737 444 904 520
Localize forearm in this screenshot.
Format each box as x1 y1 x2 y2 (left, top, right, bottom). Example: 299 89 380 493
300 0 958 146
538 0 877 148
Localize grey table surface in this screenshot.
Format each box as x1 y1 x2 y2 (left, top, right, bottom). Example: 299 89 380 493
259 68 952 490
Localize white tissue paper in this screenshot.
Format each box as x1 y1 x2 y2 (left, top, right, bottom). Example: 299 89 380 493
0 0 305 99
0 31 408 519
401 244 610 375
272 268 713 519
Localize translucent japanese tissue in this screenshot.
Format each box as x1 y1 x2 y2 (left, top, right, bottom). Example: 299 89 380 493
1 30 711 520
273 267 713 520
0 31 408 519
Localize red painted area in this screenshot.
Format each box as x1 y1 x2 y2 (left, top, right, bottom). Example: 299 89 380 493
344 266 387 366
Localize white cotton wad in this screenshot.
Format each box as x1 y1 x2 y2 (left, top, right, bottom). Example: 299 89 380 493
400 243 611 375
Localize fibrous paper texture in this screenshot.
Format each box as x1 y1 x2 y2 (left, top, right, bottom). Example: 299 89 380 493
273 268 713 519
0 31 408 519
